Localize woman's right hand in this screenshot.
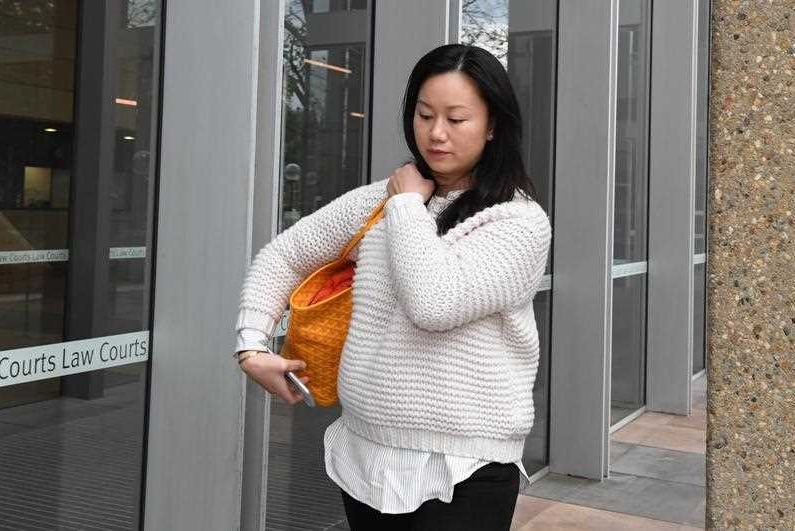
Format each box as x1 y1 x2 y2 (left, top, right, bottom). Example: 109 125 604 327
239 351 310 405
387 162 435 201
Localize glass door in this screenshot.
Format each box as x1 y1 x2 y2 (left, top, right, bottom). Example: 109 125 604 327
266 1 373 529
460 0 558 476
610 0 652 426
0 1 162 527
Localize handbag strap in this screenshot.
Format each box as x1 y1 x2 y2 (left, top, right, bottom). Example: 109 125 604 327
338 198 387 260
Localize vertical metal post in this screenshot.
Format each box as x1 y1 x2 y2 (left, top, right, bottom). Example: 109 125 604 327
144 0 261 527
646 0 699 414
550 0 619 480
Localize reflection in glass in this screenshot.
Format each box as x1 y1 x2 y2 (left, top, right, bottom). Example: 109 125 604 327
267 1 371 529
0 2 162 527
279 0 369 231
526 290 551 472
611 0 651 426
693 0 711 374
694 0 709 257
610 275 648 423
462 0 557 476
461 0 508 69
693 263 706 374
614 0 650 265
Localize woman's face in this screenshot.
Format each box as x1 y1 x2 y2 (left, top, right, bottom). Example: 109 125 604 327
413 71 493 188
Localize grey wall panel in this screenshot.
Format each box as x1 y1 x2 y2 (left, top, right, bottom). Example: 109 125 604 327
647 0 698 414
144 1 261 529
370 0 450 182
550 0 618 480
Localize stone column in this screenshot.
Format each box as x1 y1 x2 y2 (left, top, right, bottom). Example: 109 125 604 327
706 1 794 528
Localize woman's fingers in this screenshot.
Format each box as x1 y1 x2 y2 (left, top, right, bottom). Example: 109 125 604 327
285 376 311 404
283 358 307 373
388 163 435 201
286 388 304 404
280 380 306 405
239 353 311 405
282 374 311 405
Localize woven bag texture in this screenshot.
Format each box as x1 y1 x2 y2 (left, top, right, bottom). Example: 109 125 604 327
281 259 355 406
281 199 386 406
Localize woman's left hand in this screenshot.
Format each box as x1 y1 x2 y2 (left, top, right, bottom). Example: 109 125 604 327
387 163 435 202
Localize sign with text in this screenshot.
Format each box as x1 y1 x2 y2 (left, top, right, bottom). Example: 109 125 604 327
0 247 146 265
0 331 150 387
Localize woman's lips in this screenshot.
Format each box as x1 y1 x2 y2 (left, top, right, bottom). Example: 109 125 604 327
427 149 450 158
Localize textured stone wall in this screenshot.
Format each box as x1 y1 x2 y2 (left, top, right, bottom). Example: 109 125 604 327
707 0 795 528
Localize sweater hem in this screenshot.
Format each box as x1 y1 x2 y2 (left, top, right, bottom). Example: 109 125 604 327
341 410 526 463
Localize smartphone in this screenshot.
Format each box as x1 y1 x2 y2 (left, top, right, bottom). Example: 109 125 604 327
285 370 315 407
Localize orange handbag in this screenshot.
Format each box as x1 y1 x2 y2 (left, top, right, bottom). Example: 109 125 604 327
279 199 386 406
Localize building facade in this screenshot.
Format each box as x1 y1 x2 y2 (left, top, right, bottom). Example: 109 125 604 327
0 0 710 529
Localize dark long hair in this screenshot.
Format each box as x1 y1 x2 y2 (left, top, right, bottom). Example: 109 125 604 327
401 44 538 235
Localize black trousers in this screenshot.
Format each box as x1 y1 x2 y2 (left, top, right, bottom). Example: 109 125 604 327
340 462 520 531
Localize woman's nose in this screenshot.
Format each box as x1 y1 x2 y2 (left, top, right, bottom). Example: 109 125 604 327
430 118 448 141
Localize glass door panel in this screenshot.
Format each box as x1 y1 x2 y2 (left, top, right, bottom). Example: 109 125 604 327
461 0 558 476
0 2 162 527
610 0 651 426
693 0 711 375
267 1 372 529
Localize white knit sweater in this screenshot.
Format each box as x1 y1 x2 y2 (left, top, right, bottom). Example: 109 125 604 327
236 178 552 463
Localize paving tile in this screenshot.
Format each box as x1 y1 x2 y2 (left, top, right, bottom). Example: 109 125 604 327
510 495 557 530
526 471 705 527
523 472 593 500
631 411 678 427
514 374 708 529
666 408 707 430
612 422 706 454
623 408 707 432
610 444 705 486
585 473 705 526
517 500 689 530
684 498 707 527
610 440 635 461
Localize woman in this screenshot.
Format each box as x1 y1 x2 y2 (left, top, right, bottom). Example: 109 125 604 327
233 44 552 530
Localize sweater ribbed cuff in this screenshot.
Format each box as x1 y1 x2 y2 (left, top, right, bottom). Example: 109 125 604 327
385 192 430 226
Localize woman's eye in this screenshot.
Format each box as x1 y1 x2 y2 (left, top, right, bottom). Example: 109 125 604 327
417 114 463 123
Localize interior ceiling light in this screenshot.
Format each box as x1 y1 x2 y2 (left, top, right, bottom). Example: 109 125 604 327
115 98 138 107
349 112 365 118
44 128 57 133
303 58 352 74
